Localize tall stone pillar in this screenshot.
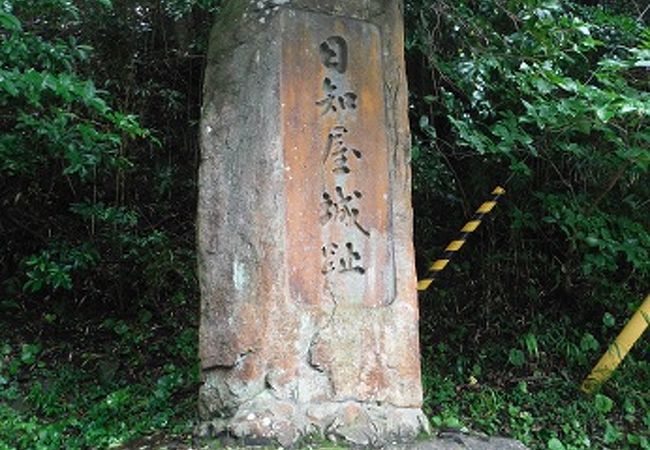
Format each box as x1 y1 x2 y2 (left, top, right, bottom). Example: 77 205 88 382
197 0 427 445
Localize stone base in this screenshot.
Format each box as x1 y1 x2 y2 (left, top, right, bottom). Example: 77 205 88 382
195 394 429 447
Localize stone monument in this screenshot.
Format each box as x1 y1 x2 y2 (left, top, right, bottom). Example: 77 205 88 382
197 0 427 445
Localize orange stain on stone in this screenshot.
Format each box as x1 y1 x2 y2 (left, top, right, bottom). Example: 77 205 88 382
281 13 394 309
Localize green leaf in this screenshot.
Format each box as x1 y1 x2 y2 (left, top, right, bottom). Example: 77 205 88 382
580 333 599 352
508 349 525 367
0 77 19 97
548 437 565 450
510 160 532 177
411 144 421 162
604 422 622 444
20 344 40 365
523 333 539 358
87 96 109 113
82 81 96 101
0 11 22 31
595 394 614 414
595 105 616 122
558 78 578 92
533 76 554 94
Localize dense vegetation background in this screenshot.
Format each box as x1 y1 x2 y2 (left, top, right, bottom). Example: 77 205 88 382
0 0 648 448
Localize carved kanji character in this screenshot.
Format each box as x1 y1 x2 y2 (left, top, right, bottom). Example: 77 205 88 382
321 242 365 275
316 78 358 116
325 126 362 173
320 36 348 74
320 186 369 236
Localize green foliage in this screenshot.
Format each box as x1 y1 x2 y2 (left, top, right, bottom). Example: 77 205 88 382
594 394 614 414
0 309 198 449
1 0 199 309
421 331 649 449
0 0 213 447
408 0 649 295
409 1 649 448
0 8 145 177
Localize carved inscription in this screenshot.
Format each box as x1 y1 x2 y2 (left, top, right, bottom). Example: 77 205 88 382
282 11 395 307
316 35 369 275
325 126 362 173
320 187 369 236
320 36 347 73
321 242 365 275
316 78 358 115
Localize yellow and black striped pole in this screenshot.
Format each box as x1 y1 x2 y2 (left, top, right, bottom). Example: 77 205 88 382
417 186 506 292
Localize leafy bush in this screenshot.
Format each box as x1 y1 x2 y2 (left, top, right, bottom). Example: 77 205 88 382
408 0 649 447
1 0 199 309
407 0 648 298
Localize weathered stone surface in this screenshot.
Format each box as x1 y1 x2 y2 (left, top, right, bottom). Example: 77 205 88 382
197 0 422 445
386 433 531 450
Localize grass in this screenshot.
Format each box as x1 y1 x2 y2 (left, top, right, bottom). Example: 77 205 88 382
0 302 199 450
0 290 648 449
420 353 649 449
418 281 650 450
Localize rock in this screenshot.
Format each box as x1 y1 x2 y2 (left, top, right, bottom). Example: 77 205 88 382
386 433 530 450
197 0 424 445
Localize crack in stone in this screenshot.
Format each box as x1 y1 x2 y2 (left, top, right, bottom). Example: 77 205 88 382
306 300 338 370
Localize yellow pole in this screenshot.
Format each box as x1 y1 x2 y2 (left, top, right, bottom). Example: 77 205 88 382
581 294 650 394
